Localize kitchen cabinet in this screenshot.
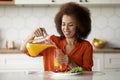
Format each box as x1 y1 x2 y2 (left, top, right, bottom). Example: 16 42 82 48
104 53 120 70
0 49 120 72
93 52 120 71
0 0 119 6
15 0 52 5
0 53 44 72
92 53 104 71
89 0 120 3
53 0 80 3
14 0 120 6
14 0 80 5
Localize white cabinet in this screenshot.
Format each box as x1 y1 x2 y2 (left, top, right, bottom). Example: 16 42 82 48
14 0 120 6
0 54 44 72
15 0 52 4
1 53 120 72
104 53 120 70
89 0 111 3
89 0 120 3
93 53 120 71
93 53 104 71
54 0 80 3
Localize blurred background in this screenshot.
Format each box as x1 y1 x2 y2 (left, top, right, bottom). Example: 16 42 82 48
0 0 120 49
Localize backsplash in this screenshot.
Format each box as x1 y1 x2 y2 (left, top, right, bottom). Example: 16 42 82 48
0 5 120 49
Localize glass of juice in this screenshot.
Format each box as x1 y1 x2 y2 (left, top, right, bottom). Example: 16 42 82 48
26 36 56 56
54 49 69 72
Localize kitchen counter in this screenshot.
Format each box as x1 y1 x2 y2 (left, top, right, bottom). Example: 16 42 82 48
93 48 120 53
0 71 120 80
0 48 120 53
0 49 22 53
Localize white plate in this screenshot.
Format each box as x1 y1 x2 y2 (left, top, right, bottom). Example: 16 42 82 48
52 72 81 76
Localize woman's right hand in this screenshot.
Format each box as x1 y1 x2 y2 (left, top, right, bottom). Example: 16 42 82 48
33 27 48 37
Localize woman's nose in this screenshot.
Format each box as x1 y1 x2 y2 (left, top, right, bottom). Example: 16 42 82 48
64 25 69 30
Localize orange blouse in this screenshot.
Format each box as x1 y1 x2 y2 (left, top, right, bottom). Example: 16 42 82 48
26 35 93 71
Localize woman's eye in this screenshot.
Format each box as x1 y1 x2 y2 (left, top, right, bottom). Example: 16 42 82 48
68 23 74 26
61 23 75 27
62 23 65 26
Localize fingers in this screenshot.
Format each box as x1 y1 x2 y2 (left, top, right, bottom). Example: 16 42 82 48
34 28 43 37
56 55 68 64
42 28 48 36
33 27 48 37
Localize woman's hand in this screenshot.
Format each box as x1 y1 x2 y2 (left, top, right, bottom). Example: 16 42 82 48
33 27 48 37
56 54 68 64
55 49 68 65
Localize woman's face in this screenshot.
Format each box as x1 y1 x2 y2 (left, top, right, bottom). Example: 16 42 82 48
61 15 77 39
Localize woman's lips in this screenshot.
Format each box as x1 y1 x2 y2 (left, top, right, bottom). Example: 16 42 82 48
64 31 71 35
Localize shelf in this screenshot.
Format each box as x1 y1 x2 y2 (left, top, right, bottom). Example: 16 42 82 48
0 1 14 5
0 48 120 53
94 48 120 53
0 49 22 53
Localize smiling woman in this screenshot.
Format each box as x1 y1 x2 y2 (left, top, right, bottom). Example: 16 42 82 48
20 2 93 72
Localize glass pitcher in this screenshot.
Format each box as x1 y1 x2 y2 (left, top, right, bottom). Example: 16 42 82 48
26 35 56 56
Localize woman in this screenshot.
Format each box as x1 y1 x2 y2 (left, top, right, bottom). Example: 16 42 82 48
20 2 93 71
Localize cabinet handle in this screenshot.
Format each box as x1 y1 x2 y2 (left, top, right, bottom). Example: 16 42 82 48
85 0 88 2
109 59 111 63
52 0 55 2
80 0 82 2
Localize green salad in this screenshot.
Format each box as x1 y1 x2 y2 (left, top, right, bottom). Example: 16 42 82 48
69 66 83 73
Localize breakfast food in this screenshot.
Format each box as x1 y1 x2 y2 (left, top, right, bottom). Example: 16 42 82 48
54 66 83 73
69 66 83 73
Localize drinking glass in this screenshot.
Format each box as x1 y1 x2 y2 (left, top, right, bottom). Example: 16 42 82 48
54 49 69 72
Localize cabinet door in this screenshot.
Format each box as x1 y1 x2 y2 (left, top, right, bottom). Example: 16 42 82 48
89 0 120 3
93 53 104 71
104 53 120 69
15 0 51 4
88 0 111 3
0 54 44 72
54 0 79 3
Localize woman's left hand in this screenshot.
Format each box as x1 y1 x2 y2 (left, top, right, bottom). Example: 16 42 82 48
56 54 69 64
55 49 69 65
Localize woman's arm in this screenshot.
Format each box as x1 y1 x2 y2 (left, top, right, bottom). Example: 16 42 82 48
20 28 48 53
82 44 93 71
20 33 35 53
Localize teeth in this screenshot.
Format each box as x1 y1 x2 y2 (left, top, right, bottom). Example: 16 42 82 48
64 31 70 35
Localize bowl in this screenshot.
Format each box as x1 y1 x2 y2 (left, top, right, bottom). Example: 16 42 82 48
92 38 107 49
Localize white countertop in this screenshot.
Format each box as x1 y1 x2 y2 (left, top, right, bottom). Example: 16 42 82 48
0 48 120 53
0 71 120 80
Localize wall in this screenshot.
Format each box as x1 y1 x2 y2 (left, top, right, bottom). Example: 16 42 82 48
0 5 120 49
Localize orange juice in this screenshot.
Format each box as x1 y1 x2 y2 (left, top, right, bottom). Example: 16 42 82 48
54 59 69 72
54 59 61 67
26 43 55 56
